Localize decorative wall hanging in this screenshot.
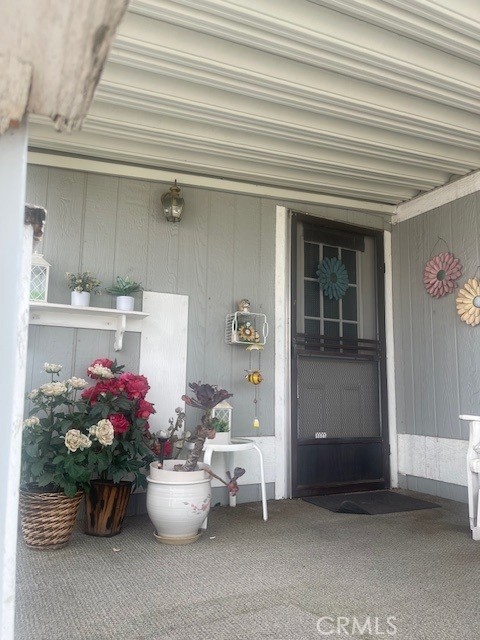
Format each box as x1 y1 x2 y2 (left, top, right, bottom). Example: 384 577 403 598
317 257 349 300
456 278 480 326
423 252 462 298
225 304 268 345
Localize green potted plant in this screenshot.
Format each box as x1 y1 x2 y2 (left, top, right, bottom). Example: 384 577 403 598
105 276 143 311
65 271 101 307
20 363 98 549
210 416 230 444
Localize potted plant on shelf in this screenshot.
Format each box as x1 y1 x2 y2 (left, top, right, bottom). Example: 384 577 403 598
105 276 143 311
80 358 155 536
146 382 244 544
20 364 96 549
66 271 101 307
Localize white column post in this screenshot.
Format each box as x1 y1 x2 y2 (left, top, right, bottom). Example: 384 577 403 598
0 120 30 640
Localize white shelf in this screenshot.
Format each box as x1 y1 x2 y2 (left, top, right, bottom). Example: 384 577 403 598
29 302 149 351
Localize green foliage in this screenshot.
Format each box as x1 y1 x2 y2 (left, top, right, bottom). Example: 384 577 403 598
22 360 155 496
105 276 143 296
210 417 229 433
65 271 101 293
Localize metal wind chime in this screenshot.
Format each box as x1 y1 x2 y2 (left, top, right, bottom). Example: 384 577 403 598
245 344 263 429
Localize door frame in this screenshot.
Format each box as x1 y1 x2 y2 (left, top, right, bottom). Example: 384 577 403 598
289 211 390 496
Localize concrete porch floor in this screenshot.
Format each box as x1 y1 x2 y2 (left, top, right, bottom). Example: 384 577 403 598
15 492 478 640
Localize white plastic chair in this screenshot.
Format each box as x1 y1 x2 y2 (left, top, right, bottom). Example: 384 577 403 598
459 415 480 540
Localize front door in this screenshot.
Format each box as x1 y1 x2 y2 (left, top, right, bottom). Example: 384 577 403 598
291 215 389 497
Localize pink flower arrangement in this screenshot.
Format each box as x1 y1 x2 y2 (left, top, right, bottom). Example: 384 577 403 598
80 358 156 487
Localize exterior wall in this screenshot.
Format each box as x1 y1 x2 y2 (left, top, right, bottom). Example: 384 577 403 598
25 165 277 439
25 164 388 503
392 191 480 498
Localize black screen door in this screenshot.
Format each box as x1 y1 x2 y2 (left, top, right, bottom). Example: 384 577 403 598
291 215 389 497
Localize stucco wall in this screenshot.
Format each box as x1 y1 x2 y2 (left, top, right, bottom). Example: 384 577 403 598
392 191 480 500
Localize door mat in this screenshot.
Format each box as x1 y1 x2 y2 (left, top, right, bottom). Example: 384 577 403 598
303 490 440 515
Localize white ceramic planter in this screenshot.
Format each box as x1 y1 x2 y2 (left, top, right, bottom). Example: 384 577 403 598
116 295 134 311
147 460 211 543
71 291 90 307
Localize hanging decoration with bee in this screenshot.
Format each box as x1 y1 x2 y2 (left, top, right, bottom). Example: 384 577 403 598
245 344 263 429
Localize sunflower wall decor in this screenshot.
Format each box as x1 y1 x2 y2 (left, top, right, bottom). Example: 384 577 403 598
317 257 349 300
456 278 480 326
423 252 462 298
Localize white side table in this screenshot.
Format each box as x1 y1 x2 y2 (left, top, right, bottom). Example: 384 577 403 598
459 415 480 540
201 437 268 530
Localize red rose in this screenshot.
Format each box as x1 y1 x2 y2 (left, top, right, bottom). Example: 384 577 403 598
91 358 113 369
82 378 122 403
108 413 130 434
163 440 172 458
81 386 99 403
136 399 155 420
119 373 150 399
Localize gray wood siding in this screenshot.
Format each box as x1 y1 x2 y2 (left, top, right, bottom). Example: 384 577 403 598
393 192 480 441
25 166 275 436
25 165 387 438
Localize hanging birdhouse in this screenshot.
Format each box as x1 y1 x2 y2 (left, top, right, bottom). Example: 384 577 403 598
30 252 51 301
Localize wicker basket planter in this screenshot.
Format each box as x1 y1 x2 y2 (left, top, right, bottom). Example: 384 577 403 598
19 487 83 550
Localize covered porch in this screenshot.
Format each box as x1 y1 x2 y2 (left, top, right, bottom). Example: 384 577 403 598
3 1 480 639
15 493 476 639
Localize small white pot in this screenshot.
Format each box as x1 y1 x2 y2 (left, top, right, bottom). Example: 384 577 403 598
116 296 134 311
212 431 231 445
71 291 90 307
147 460 211 543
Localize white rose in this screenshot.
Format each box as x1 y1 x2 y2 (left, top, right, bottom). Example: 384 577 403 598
27 389 39 400
40 382 67 397
64 429 84 452
79 434 92 449
23 416 40 427
44 362 63 373
87 364 114 379
93 419 114 446
68 377 88 389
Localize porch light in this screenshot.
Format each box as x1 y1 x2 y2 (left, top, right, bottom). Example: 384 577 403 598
161 180 184 222
30 252 51 301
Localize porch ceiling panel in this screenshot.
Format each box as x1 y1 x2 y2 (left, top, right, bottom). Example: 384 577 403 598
28 0 480 210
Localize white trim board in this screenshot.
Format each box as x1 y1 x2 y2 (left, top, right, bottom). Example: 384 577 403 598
397 433 468 487
384 230 398 487
274 206 291 499
393 169 480 224
139 291 188 432
27 151 396 216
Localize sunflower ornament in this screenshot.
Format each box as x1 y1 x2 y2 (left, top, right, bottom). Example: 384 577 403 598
456 278 480 326
423 252 462 298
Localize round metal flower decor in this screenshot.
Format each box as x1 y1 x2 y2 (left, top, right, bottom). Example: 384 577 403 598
423 252 462 298
317 257 349 300
456 278 480 326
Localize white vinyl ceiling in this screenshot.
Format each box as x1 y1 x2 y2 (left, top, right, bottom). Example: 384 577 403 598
28 0 480 211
